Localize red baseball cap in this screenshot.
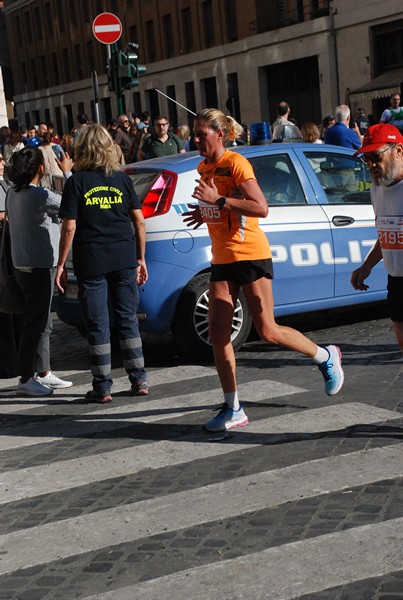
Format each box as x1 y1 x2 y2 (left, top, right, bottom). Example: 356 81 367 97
353 123 403 156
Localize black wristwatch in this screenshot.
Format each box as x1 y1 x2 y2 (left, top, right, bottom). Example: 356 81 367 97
216 196 226 210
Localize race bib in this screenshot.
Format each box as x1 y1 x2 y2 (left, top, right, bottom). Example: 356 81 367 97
378 216 403 250
198 201 225 225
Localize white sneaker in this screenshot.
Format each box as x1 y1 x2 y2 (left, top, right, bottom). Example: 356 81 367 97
35 372 73 389
17 377 54 397
204 404 249 432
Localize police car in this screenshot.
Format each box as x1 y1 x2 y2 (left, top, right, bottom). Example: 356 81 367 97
55 143 386 358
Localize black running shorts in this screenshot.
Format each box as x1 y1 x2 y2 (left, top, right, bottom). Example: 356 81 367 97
210 259 274 285
387 274 403 322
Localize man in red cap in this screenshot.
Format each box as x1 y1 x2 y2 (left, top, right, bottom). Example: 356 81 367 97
351 123 403 349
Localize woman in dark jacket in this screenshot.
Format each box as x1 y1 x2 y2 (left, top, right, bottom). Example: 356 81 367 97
7 146 73 396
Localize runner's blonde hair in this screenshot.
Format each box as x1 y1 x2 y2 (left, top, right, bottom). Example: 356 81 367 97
196 108 243 143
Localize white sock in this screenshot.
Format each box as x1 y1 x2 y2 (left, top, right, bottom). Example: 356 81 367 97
312 346 330 364
224 391 240 411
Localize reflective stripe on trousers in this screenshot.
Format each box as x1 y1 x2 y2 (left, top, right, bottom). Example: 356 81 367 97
78 268 146 393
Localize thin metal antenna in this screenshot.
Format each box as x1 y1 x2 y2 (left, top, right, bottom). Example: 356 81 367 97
154 88 197 116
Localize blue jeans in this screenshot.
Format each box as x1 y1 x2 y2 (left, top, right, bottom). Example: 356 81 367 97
77 268 146 394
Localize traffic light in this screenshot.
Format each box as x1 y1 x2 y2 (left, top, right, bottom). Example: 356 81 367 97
117 43 147 91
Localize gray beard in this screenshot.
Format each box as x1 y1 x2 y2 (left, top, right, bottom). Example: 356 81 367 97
372 162 400 187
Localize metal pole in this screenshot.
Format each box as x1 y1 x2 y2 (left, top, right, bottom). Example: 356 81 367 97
92 71 100 124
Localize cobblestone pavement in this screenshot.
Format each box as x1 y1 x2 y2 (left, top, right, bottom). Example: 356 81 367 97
1 304 403 599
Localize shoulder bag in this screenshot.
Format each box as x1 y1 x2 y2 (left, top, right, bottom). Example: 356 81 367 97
0 191 25 314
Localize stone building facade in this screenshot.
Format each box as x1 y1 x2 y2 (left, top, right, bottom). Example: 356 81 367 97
2 0 403 135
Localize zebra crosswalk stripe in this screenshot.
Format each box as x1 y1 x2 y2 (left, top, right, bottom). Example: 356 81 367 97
81 517 403 600
1 439 403 577
0 368 402 598
0 402 399 504
0 378 306 450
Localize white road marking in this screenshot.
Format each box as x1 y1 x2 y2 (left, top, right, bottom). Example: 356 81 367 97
1 442 403 577
0 379 305 450
0 402 398 503
81 517 403 600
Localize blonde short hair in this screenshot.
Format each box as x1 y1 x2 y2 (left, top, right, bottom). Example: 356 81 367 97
74 123 121 176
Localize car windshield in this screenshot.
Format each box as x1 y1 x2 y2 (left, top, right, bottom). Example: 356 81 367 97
304 151 372 204
250 153 306 205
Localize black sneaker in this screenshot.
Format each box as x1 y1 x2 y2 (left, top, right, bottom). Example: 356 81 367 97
85 389 112 404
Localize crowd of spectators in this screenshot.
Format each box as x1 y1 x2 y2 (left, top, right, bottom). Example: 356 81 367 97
0 110 191 189
0 93 401 187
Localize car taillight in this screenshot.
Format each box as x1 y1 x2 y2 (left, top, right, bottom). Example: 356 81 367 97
141 170 177 219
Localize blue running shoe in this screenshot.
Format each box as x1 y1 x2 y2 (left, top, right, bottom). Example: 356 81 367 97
318 345 344 396
203 403 249 432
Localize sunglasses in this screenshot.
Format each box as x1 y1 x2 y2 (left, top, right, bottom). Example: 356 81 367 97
360 144 395 165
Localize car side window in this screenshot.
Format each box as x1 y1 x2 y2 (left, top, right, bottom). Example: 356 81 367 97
250 154 306 205
304 151 372 204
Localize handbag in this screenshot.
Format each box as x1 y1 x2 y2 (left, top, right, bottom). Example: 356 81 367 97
0 192 25 314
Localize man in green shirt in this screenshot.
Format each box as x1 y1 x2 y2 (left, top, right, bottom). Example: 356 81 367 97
138 116 186 160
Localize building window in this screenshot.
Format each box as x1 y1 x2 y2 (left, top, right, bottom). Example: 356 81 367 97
101 97 112 126
163 14 174 58
74 45 83 80
225 0 237 42
65 104 74 134
129 25 137 44
40 56 48 88
185 80 196 127
202 0 214 48
34 7 43 40
70 1 77 26
24 12 33 44
62 49 70 83
83 3 90 23
86 40 95 71
373 21 403 74
30 58 38 91
265 56 321 125
166 85 177 125
181 8 193 53
145 21 156 62
58 3 66 34
201 76 218 108
226 73 241 122
51 53 59 86
15 15 22 46
21 63 28 93
132 91 142 115
45 2 53 37
147 89 160 120
55 106 62 141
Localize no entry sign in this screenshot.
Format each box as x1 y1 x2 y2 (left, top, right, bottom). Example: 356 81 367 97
93 12 122 45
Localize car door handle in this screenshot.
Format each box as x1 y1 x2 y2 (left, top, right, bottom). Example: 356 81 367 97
332 215 355 227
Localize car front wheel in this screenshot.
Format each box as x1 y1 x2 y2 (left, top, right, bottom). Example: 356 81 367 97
172 273 252 359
